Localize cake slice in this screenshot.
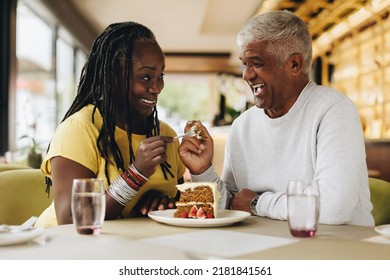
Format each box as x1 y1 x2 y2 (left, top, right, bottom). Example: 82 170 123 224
174 182 219 219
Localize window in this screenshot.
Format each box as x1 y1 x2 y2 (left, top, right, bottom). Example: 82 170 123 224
12 1 86 163
16 2 55 156
158 73 216 134
56 37 75 121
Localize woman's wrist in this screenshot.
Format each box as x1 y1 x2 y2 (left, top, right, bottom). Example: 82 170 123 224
107 176 137 206
107 164 149 206
129 164 150 182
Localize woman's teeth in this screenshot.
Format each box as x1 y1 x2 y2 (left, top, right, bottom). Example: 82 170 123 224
141 98 155 104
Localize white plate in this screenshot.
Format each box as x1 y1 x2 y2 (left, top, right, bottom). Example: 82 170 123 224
374 224 390 238
148 209 251 228
0 226 46 246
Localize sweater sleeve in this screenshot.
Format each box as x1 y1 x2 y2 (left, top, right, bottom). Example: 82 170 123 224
313 99 371 225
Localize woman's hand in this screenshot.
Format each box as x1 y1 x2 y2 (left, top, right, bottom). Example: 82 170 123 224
133 136 173 178
178 120 213 175
130 190 176 216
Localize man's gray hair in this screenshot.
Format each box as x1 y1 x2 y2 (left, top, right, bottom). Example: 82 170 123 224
237 10 312 76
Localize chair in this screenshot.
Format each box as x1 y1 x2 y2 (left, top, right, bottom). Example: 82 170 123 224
0 169 53 225
369 177 390 226
0 163 32 173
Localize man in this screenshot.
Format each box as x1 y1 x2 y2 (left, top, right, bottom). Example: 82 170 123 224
178 10 374 226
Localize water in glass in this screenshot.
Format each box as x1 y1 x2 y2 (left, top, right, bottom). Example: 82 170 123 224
287 180 320 238
71 178 105 235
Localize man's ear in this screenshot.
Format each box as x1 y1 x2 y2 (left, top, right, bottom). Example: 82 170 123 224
288 53 304 74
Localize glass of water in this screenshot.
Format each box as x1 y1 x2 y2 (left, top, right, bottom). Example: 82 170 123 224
287 180 320 238
71 178 106 235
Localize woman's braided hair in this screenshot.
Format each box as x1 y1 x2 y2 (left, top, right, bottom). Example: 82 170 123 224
45 22 173 194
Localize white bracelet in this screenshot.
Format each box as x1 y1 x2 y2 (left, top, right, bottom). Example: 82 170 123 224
107 176 137 206
130 164 150 181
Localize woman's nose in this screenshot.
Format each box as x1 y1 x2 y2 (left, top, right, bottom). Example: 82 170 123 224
148 81 163 94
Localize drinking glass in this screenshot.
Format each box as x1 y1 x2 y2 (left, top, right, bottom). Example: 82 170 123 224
71 178 106 235
287 180 320 237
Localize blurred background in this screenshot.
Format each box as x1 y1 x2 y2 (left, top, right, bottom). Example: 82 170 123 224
1 0 390 179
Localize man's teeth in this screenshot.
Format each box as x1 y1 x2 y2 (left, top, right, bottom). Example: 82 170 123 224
254 84 265 93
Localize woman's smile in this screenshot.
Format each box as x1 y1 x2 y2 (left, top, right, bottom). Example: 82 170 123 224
140 97 157 106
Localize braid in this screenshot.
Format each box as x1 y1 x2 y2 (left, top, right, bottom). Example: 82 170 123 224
147 108 174 180
45 22 173 194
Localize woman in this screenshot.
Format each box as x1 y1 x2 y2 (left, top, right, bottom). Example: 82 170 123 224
36 22 186 227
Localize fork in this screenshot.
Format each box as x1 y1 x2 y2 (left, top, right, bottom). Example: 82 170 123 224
174 126 198 140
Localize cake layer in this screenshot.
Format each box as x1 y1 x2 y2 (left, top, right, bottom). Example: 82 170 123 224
177 185 214 203
173 204 214 218
174 182 219 219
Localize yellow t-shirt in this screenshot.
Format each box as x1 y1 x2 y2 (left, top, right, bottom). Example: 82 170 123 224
36 104 186 227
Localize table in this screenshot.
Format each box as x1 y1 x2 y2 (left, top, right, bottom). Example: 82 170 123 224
0 216 389 260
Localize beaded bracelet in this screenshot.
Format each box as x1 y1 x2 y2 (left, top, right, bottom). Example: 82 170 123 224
121 171 141 192
129 164 149 182
122 164 148 189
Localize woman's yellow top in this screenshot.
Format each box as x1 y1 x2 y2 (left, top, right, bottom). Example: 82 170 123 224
36 104 185 227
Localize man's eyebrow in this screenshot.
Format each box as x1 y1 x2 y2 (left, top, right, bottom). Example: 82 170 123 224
240 55 263 61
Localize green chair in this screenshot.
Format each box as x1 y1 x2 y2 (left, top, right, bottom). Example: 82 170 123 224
369 177 390 226
0 163 32 173
0 169 53 225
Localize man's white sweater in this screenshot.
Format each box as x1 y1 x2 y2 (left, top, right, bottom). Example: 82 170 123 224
193 81 374 227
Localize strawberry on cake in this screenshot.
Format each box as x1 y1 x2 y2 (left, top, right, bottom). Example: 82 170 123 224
174 182 219 219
